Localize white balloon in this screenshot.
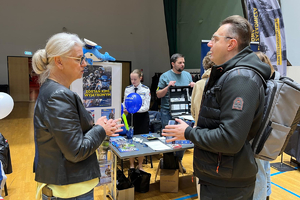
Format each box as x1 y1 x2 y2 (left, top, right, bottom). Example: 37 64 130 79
0 92 14 119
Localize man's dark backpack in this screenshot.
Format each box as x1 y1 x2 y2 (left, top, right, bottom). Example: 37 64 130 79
218 67 300 161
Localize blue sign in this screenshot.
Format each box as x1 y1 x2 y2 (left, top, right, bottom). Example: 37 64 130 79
24 51 32 55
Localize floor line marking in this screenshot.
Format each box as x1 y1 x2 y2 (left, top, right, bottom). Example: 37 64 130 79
174 193 198 200
271 182 300 198
174 167 299 200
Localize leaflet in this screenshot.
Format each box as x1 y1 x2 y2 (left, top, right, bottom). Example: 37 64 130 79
144 141 172 151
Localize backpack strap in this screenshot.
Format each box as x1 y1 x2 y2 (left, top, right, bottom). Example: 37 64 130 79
214 66 267 103
217 67 267 89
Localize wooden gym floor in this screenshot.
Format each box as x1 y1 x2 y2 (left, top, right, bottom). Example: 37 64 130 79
0 102 299 200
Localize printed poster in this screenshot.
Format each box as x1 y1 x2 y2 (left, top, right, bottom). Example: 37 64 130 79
82 65 112 107
101 108 115 120
70 62 122 123
245 0 287 76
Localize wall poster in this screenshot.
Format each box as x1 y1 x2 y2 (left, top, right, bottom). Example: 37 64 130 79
71 62 122 123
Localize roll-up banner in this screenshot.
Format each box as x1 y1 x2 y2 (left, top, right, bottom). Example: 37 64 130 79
244 0 287 76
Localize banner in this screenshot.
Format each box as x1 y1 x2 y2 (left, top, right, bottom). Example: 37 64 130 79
245 0 287 76
71 62 122 123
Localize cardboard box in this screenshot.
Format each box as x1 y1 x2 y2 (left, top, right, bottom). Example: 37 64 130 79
116 187 134 200
160 169 179 193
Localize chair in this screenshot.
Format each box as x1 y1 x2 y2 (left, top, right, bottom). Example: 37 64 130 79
144 111 162 170
120 156 153 173
148 111 162 134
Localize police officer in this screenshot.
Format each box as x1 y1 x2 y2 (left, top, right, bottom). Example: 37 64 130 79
123 69 150 170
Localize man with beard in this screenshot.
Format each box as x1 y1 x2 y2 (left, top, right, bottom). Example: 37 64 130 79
156 53 195 173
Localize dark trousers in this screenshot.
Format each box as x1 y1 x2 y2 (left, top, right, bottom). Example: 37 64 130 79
127 112 149 134
200 183 255 200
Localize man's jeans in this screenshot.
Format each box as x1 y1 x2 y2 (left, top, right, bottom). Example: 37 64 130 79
160 108 185 161
42 189 94 200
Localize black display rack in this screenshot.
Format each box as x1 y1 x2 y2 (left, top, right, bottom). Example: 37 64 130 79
168 86 193 118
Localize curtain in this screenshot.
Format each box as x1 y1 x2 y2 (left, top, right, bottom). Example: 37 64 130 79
163 0 177 67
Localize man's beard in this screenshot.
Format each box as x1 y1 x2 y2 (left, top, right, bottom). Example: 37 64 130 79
177 68 183 72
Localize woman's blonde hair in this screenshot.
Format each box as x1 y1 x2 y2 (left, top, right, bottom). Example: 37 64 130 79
131 69 142 77
255 51 275 77
32 32 84 85
202 51 215 70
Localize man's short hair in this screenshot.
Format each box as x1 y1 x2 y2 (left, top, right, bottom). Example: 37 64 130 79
170 53 184 64
221 15 253 51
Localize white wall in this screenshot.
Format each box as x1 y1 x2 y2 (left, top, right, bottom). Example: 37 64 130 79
287 66 300 83
0 0 170 87
281 0 300 66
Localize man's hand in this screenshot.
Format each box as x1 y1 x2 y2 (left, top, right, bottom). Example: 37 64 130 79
157 81 176 98
189 82 195 88
162 118 189 143
168 81 176 87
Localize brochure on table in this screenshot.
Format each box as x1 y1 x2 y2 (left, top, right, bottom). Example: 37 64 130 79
70 62 122 123
144 141 172 151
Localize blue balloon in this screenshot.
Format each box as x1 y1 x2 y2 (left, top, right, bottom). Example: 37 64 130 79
119 126 127 136
121 104 124 115
125 93 142 114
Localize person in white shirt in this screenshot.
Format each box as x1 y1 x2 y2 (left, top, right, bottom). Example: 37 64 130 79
123 69 151 170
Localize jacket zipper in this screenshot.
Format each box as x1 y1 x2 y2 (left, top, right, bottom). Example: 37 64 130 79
216 152 222 173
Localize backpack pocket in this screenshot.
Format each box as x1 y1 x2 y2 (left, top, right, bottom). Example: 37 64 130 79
257 121 290 160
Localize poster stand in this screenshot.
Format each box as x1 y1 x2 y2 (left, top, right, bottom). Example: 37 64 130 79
70 62 122 200
71 62 122 121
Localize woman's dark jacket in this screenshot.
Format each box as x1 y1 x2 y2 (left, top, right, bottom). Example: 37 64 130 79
185 47 271 187
33 79 106 185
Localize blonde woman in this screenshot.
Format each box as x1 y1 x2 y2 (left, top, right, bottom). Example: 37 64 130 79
191 51 214 124
32 32 122 200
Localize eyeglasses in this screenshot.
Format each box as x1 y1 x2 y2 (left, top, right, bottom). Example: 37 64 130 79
65 56 87 65
210 34 233 43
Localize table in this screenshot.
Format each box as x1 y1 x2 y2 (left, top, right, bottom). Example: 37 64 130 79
107 133 194 200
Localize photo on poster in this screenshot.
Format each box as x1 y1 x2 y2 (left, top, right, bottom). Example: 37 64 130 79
97 164 112 185
82 65 112 107
101 108 115 120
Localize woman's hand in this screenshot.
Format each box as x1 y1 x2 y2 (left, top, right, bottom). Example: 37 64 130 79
96 117 124 137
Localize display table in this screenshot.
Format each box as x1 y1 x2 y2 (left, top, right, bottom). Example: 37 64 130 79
107 133 194 200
